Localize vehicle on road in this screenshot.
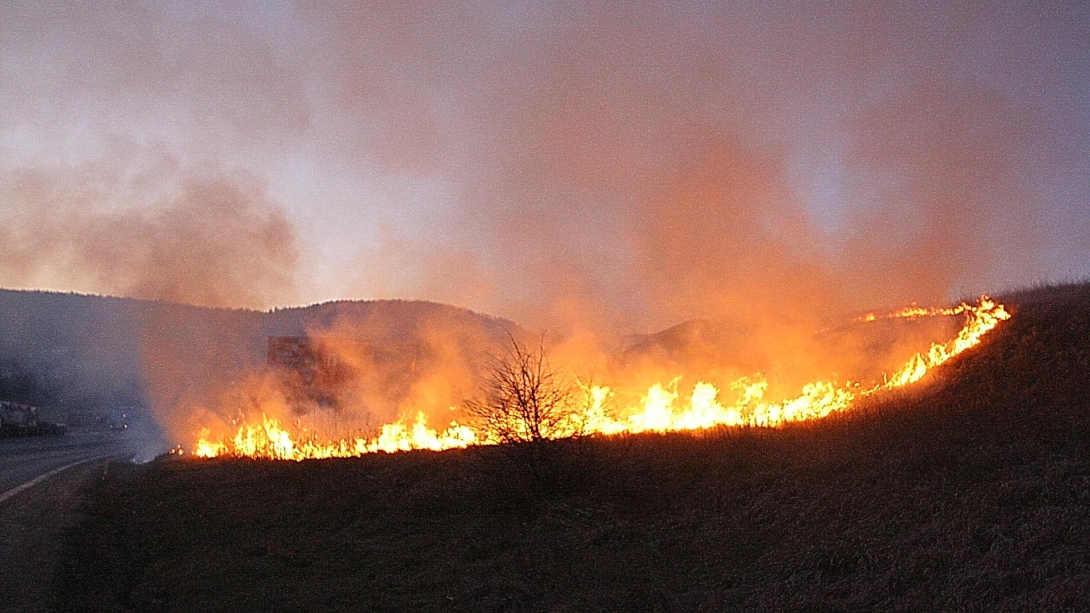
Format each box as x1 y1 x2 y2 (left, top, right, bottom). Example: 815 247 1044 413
0 401 67 437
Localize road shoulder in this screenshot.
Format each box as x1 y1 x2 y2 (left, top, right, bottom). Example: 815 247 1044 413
0 460 106 613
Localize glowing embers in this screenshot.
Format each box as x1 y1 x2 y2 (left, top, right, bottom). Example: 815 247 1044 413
190 297 1009 460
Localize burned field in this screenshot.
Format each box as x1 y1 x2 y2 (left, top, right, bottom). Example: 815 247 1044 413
54 283 1090 612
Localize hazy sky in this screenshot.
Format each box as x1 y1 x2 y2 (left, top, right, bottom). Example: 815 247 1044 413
1 1 1087 331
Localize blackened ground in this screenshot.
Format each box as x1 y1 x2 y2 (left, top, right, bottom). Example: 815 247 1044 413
53 283 1090 612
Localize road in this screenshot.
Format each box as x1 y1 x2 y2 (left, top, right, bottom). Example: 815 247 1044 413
0 432 140 612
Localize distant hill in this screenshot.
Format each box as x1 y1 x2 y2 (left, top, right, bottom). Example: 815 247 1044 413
0 290 517 426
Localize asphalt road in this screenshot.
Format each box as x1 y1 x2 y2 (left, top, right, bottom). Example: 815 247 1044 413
0 432 139 612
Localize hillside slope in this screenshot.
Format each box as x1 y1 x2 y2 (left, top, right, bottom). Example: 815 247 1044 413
53 283 1090 612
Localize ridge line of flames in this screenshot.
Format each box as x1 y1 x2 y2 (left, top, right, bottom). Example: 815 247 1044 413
184 297 1010 461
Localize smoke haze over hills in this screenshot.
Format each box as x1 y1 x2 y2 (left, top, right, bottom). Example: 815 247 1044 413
0 289 515 450
0 1 1086 334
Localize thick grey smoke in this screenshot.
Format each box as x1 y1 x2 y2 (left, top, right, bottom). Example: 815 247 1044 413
0 151 298 309
1 0 1087 332
297 1 1086 332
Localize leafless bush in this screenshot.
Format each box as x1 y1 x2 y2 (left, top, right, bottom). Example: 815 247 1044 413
465 332 592 486
465 332 582 443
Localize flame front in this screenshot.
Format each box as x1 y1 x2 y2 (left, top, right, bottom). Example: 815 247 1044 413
193 412 477 461
190 297 1009 460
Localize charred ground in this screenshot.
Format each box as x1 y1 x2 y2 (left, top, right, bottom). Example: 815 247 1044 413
52 283 1090 612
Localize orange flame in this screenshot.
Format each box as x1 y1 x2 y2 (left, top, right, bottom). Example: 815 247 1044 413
188 297 1009 459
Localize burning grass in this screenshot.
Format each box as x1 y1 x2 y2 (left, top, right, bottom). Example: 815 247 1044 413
51 282 1090 611
185 297 1009 460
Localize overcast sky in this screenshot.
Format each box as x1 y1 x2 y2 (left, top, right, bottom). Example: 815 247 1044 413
1 1 1087 332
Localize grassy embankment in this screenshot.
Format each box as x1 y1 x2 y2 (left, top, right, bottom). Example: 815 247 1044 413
53 283 1090 612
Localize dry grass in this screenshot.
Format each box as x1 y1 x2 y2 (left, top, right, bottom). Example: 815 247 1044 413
52 282 1090 612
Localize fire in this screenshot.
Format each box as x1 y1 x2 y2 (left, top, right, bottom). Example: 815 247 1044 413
857 301 983 322
188 297 1009 459
192 413 477 461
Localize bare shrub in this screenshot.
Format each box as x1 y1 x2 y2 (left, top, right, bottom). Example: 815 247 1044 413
465 332 590 486
466 332 580 443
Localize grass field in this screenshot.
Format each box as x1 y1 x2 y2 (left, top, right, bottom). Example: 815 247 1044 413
52 283 1090 612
